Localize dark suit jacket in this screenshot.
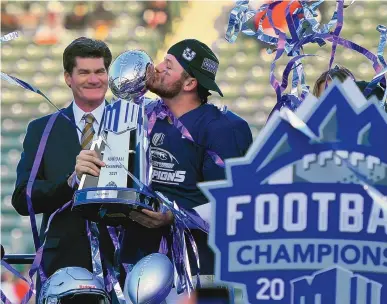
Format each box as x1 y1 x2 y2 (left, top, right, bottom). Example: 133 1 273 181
12 103 115 282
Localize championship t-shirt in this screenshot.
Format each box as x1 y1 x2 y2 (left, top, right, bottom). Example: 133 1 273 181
149 102 253 274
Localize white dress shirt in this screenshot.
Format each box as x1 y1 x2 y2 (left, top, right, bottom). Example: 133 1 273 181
69 100 106 187
73 100 106 143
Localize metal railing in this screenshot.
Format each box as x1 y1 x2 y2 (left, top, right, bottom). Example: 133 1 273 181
2 254 35 265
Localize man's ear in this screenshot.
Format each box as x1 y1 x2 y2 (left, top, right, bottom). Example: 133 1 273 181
183 77 198 93
64 71 72 88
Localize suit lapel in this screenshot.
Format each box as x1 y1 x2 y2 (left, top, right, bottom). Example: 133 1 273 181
59 103 81 153
41 103 81 180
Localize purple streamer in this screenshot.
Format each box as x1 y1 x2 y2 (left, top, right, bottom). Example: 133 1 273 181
107 226 120 250
171 222 194 295
266 1 289 104
376 25 387 67
106 226 130 279
87 223 126 302
158 236 169 255
185 228 201 288
26 112 59 256
153 192 208 295
155 192 209 234
324 0 344 90
86 221 104 282
0 291 11 304
285 0 300 44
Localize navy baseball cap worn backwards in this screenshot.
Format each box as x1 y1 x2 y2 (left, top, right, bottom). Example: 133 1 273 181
167 39 223 97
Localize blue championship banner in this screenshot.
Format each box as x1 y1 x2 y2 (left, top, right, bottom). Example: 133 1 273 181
200 79 387 304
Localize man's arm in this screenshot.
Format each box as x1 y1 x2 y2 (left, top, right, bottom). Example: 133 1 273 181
194 118 252 223
12 120 75 216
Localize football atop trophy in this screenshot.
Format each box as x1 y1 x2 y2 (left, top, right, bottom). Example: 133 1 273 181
108 50 153 101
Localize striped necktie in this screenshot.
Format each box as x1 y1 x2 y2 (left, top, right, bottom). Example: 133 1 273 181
81 113 95 150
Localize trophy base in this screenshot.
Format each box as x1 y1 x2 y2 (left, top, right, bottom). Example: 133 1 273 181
72 187 156 226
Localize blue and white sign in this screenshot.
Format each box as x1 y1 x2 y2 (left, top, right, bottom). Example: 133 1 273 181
199 79 387 304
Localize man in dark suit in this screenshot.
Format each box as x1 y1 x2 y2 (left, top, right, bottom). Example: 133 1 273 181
11 37 115 299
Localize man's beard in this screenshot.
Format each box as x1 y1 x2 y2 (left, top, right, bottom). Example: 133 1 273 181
147 74 184 99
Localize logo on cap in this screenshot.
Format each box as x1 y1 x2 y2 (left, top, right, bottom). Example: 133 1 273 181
182 47 196 61
201 58 218 75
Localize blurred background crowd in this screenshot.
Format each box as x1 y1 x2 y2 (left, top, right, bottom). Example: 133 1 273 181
1 1 386 302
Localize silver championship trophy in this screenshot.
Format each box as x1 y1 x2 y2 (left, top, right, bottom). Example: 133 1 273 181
72 50 157 226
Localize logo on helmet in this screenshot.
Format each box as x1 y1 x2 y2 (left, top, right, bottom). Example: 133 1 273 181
79 284 97 289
